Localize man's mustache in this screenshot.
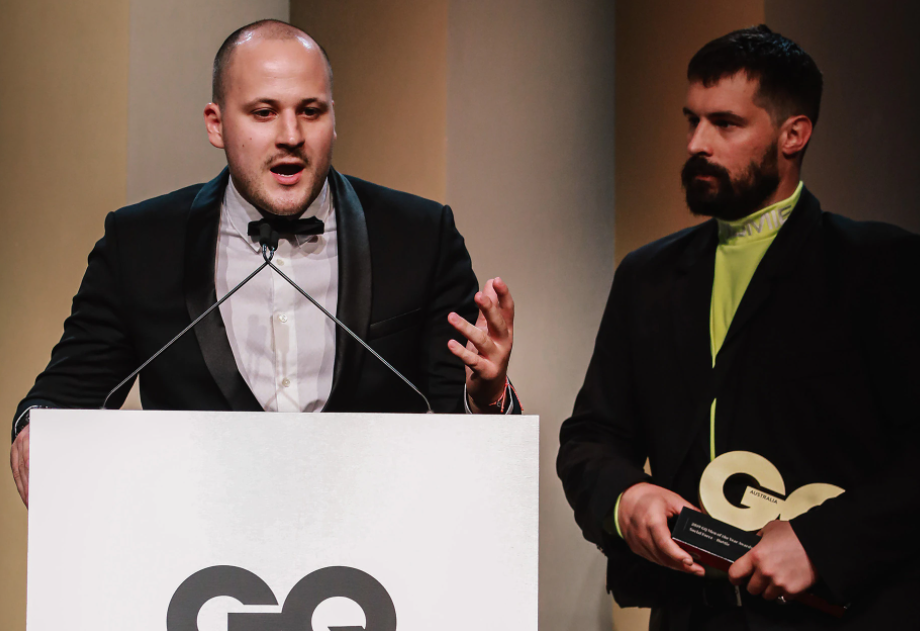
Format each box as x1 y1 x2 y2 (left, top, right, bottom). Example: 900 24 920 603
681 156 730 186
265 151 309 167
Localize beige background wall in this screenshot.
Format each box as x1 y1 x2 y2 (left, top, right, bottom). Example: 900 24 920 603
445 1 619 629
292 0 448 202
766 0 920 233
127 0 289 203
0 1 130 629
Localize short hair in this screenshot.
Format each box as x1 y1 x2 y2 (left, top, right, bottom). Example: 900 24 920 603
688 25 823 127
212 19 333 105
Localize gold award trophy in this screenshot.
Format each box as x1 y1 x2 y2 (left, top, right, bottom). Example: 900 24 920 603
671 451 846 617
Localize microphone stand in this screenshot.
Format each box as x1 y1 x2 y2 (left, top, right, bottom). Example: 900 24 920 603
260 243 433 413
103 226 433 413
101 259 271 410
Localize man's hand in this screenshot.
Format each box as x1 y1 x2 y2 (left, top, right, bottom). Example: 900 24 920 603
447 277 514 413
619 481 705 577
10 424 30 508
729 520 816 601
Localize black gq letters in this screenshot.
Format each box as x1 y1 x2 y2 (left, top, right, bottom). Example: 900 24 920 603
166 565 396 631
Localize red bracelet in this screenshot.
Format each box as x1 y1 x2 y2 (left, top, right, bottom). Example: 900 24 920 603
476 377 518 413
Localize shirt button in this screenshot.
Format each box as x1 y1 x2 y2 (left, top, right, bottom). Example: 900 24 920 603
276 258 285 266
281 378 291 388
278 314 288 323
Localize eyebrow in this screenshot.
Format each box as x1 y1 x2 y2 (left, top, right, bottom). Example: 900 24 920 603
244 97 327 109
683 107 745 123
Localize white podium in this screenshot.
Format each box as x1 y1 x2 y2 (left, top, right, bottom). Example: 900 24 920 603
27 410 539 631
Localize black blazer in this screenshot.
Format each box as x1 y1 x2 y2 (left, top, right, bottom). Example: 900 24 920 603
15 168 488 425
557 188 920 630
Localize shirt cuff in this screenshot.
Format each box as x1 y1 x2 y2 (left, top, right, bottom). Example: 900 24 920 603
12 405 41 441
602 491 626 539
463 382 515 415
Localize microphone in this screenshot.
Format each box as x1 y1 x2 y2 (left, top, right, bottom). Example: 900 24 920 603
102 225 433 413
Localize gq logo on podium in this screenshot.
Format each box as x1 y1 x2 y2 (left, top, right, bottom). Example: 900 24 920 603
699 451 844 531
166 565 396 631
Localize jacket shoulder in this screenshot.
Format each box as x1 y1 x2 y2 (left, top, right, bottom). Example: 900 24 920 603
619 221 713 276
822 211 920 251
111 182 206 225
344 174 446 224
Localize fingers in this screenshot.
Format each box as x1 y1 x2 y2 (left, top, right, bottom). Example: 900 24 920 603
21 429 30 506
762 583 784 601
746 567 767 596
10 443 24 502
491 277 515 323
448 312 493 356
667 493 702 516
10 429 29 507
481 278 498 303
729 551 754 586
649 523 705 576
474 290 509 340
447 338 485 371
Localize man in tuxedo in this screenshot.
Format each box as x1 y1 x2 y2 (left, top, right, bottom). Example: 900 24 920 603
557 26 919 630
11 20 518 506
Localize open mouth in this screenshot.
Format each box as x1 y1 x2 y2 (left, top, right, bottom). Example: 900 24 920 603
270 163 305 185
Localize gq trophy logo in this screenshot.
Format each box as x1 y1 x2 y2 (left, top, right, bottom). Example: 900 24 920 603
699 451 844 531
166 565 396 631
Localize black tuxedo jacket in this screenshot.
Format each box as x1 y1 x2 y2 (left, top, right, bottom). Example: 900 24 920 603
15 168 489 425
557 188 920 629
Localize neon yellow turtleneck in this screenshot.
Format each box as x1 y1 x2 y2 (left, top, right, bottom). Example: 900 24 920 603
708 181 803 460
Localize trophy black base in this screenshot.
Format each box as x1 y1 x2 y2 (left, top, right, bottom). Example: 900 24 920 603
670 508 847 618
671 508 758 571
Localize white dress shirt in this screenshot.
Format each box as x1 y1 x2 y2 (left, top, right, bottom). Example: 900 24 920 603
215 176 338 412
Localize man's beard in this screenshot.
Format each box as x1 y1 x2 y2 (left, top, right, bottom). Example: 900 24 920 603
231 149 328 218
681 143 780 221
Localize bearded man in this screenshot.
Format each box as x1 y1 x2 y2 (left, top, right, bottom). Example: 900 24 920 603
557 25 919 630
11 20 519 507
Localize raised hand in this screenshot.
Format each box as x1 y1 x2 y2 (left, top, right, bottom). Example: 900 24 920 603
447 277 514 413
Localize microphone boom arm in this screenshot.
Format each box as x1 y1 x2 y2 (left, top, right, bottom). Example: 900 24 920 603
101 260 272 409
264 254 433 414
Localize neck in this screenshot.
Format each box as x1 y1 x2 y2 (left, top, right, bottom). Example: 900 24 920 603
755 165 801 212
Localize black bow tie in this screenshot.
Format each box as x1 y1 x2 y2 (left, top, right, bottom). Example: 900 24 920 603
247 216 325 239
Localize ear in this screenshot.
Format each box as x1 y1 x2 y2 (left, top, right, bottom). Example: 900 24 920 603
779 114 813 159
204 103 225 149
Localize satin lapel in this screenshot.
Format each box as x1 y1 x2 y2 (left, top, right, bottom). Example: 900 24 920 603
716 188 823 360
184 168 262 411
662 221 718 482
323 168 372 411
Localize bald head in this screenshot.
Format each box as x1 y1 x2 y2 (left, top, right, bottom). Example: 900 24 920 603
212 19 332 106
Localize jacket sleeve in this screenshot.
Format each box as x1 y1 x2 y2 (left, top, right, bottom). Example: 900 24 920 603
13 211 138 439
418 205 480 414
791 230 920 602
557 254 668 605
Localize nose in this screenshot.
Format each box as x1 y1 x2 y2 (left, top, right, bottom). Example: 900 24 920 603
276 110 304 149
687 121 713 157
